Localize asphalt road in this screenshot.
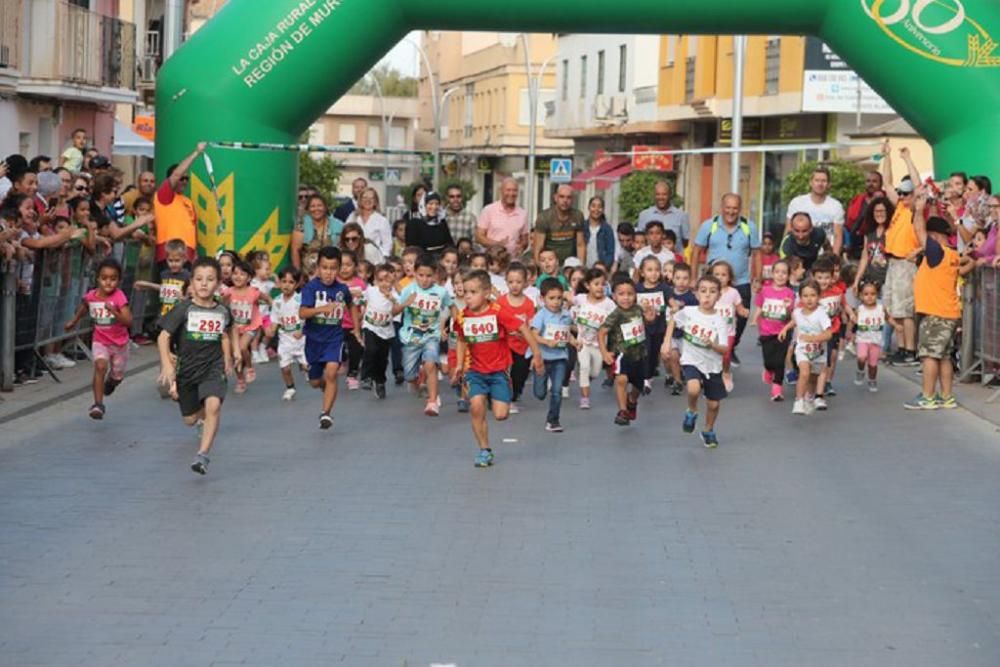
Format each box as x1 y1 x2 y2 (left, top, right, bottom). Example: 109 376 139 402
2 352 999 666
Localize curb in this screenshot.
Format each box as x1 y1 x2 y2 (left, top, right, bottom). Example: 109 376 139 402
0 359 160 426
885 362 1000 430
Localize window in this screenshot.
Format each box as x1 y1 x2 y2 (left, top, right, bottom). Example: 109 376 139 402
597 50 606 95
367 125 380 147
666 36 677 66
684 57 696 102
389 126 405 149
618 44 627 92
765 37 781 95
464 83 474 138
580 55 587 99
561 59 569 101
338 123 356 145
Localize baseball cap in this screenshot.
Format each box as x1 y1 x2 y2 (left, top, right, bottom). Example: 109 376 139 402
896 179 915 194
89 155 111 169
563 256 582 269
926 216 951 235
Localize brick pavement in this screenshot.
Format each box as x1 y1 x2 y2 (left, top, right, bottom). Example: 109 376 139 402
1 354 999 666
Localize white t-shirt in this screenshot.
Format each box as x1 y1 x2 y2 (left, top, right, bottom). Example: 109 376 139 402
633 247 675 273
362 285 397 340
489 272 508 296
524 285 540 305
347 211 393 257
251 278 275 317
854 303 886 346
793 307 832 364
572 294 616 347
273 293 304 346
787 194 845 247
673 306 726 375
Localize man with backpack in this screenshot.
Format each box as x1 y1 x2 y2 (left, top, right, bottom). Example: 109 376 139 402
690 193 762 363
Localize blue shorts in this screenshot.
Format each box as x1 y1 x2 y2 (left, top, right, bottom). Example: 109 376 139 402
306 337 343 381
402 336 441 380
464 369 512 403
681 365 728 401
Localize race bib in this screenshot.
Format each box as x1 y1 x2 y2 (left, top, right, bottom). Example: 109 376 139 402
88 301 114 326
576 307 606 330
857 312 884 333
682 322 717 349
802 340 823 360
314 292 344 326
230 301 253 325
716 304 735 326
821 295 841 318
620 319 646 346
160 281 183 304
364 309 393 328
186 310 226 341
762 263 774 281
279 313 302 333
463 315 499 343
637 291 665 314
761 298 791 322
408 294 443 330
544 323 571 347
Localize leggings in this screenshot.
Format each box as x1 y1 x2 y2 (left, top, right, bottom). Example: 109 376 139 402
343 332 363 378
563 346 576 387
645 330 665 379
577 345 603 388
391 321 403 375
510 350 531 402
361 330 392 384
759 334 790 386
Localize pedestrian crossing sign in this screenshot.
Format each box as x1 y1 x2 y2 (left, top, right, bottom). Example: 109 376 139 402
550 158 573 183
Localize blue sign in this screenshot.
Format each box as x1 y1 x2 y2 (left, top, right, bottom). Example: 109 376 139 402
550 158 573 183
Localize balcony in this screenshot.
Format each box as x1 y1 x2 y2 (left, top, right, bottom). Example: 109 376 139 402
17 0 137 104
0 0 23 89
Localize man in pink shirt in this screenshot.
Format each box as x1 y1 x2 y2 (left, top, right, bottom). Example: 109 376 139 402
476 177 529 259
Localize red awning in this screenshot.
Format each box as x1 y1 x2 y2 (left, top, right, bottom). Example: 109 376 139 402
570 156 631 191
595 162 634 189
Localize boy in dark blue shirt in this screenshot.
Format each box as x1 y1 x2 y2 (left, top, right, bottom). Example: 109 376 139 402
665 263 699 395
299 246 361 430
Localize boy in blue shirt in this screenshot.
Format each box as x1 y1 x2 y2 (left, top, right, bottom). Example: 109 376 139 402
396 253 452 416
299 246 361 430
665 262 699 395
530 277 576 432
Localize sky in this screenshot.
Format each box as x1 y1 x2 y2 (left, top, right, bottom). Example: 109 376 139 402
379 32 421 77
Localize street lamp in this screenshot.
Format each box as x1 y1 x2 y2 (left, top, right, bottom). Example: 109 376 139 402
436 86 460 187
366 72 396 202
406 37 445 189
516 33 556 221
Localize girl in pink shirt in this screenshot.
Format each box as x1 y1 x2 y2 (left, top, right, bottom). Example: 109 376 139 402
227 260 271 393
760 232 779 285
64 257 133 420
338 250 368 390
710 261 750 392
751 259 796 401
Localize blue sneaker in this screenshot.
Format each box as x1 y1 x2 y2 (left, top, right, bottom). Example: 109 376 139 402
935 394 958 409
700 430 719 449
786 368 798 384
474 448 494 468
682 410 698 434
457 399 470 413
903 394 939 410
825 382 837 397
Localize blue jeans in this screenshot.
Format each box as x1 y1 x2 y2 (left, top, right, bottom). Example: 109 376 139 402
533 358 568 423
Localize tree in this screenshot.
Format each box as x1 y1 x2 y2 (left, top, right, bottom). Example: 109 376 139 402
617 172 679 223
349 63 419 98
298 152 343 205
781 160 866 207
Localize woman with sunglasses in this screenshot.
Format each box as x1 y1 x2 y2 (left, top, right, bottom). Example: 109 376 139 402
339 221 384 265
291 193 344 271
345 188 392 257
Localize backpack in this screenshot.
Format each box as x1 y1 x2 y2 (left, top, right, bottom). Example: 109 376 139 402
705 217 753 256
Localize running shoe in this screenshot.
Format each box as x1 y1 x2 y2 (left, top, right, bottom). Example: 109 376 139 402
457 398 470 413
375 383 386 400
509 402 520 414
903 394 938 410
614 410 630 426
474 448 494 468
730 351 741 367
682 410 697 433
770 384 784 402
761 369 773 385
867 380 878 393
282 387 296 401
814 396 828 411
104 376 121 396
245 367 256 383
792 399 807 415
825 383 837 397
902 352 922 367
424 400 440 416
347 376 360 391
854 370 865 386
625 400 637 421
888 349 908 365
561 386 570 399
234 378 247 394
786 368 799 384
935 394 958 409
579 396 591 410
88 403 105 420
837 348 846 362
602 377 614 388
55 353 76 368
642 379 653 396
394 370 405 385
670 383 682 396
360 378 373 391
664 376 675 389
804 396 816 415
700 430 719 449
545 421 564 433
191 453 210 475
319 412 334 429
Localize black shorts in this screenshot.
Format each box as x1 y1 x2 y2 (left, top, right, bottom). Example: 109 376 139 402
827 331 842 364
177 373 227 417
613 353 647 391
682 365 728 401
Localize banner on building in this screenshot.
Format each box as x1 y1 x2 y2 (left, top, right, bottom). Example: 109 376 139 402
630 146 674 172
801 38 895 114
133 115 156 141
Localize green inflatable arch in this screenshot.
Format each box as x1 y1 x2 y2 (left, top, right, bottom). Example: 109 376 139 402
155 0 1000 264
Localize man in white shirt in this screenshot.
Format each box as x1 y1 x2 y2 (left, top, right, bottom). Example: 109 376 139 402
637 180 690 247
785 166 845 257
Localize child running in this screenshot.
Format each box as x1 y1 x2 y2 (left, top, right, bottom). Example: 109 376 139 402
751 259 795 401
157 257 233 475
665 263 699 395
853 280 887 393
273 267 307 401
782 279 833 416
599 275 657 426
635 255 670 395
361 263 398 400
299 246 360 430
227 259 270 394
397 253 451 416
338 250 367 390
498 263 536 413
572 268 615 409
249 251 276 364
65 257 132 419
813 258 849 406
530 278 576 432
134 238 191 317
451 270 544 468
664 274 729 448
710 261 749 392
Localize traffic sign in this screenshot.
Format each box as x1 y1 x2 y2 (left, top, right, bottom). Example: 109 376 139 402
550 158 573 183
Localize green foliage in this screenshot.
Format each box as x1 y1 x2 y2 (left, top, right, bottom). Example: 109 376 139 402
298 152 343 205
349 63 419 97
437 177 478 203
617 172 680 223
781 160 866 206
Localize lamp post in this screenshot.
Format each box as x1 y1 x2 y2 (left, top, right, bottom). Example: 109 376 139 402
731 35 747 196
436 86 460 188
519 33 556 221
366 73 396 202
407 37 444 188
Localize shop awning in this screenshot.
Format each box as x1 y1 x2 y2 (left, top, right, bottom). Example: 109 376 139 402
570 156 630 191
595 162 634 189
113 119 154 158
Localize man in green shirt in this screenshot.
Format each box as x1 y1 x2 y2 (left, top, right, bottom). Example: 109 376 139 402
533 184 585 266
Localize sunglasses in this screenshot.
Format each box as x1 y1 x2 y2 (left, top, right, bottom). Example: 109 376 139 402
75 185 89 191
896 190 912 196
344 236 361 242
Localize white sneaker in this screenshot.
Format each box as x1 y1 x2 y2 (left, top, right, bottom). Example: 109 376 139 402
509 402 520 414
561 386 570 399
257 348 270 363
44 354 65 369
55 353 76 368
804 398 816 415
814 396 828 411
282 387 296 401
792 399 807 415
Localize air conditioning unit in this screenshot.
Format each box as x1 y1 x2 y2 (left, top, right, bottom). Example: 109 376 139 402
610 95 629 117
593 95 611 119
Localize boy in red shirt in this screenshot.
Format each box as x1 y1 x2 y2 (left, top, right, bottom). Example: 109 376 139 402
451 270 544 468
812 258 854 407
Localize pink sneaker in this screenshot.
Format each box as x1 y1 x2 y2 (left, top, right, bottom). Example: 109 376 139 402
347 376 360 390
761 369 773 385
770 384 784 402
424 400 440 416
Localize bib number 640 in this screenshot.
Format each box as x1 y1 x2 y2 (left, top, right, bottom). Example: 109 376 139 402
861 0 966 35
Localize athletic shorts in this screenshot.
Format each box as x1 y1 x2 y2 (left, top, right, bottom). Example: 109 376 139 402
402 336 441 380
177 372 227 417
278 337 307 369
682 364 728 401
613 353 646 391
306 338 343 381
795 351 825 376
464 369 512 403
856 341 881 367
883 258 917 319
917 314 959 360
92 341 129 381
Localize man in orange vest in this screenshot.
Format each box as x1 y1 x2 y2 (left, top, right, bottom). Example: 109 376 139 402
903 189 974 411
882 144 923 367
155 142 205 266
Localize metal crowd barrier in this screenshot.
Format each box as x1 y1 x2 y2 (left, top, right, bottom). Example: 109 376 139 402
978 266 999 403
